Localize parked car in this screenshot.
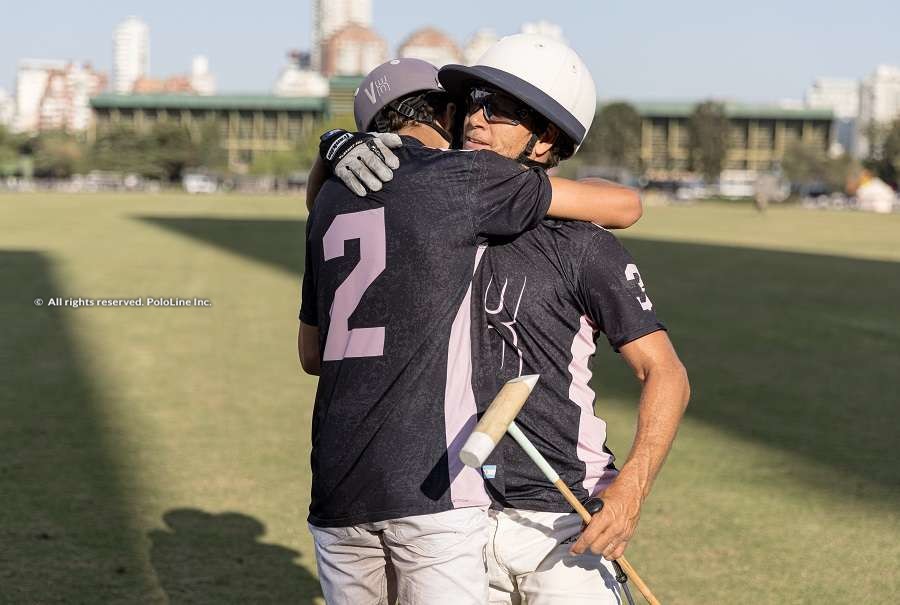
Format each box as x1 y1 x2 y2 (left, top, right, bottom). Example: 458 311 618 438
718 170 756 199
183 173 218 194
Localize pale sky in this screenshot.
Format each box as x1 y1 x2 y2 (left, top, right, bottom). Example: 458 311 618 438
2 0 898 103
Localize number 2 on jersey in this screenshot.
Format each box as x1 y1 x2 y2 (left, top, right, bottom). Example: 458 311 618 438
322 208 386 361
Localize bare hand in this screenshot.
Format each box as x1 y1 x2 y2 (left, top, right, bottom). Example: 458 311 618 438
570 479 643 560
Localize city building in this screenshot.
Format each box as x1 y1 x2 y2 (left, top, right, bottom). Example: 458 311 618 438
858 65 900 156
630 101 833 176
463 29 498 65
320 23 387 78
113 16 150 93
398 27 461 68
132 75 193 94
14 59 66 132
0 88 13 128
274 51 329 97
520 20 566 42
311 0 372 73
14 59 106 132
190 56 216 96
805 77 860 155
90 93 327 167
37 63 107 131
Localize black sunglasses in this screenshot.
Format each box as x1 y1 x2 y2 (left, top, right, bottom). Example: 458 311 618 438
466 88 534 126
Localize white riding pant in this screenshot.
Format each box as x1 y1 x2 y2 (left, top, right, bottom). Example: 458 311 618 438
309 506 490 605
486 508 623 605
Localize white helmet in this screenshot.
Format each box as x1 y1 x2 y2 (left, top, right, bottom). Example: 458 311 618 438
439 34 597 157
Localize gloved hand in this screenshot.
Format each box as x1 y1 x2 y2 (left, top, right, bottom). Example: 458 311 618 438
319 129 403 196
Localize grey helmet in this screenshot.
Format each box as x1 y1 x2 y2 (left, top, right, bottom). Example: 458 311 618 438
354 58 451 141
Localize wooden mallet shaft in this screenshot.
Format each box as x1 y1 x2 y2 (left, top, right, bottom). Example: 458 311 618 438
506 423 661 605
460 376 661 603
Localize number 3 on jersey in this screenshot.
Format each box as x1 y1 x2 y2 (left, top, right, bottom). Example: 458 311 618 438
322 208 386 361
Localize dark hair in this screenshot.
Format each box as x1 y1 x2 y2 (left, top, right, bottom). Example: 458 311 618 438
544 134 575 168
374 92 451 134
528 114 574 168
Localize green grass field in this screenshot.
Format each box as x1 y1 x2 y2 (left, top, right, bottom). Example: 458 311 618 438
1 193 897 604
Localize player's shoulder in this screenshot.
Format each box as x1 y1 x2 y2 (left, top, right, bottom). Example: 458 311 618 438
540 219 622 252
543 220 636 274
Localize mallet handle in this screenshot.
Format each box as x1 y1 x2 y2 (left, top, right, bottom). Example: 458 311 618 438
506 423 661 605
562 483 660 605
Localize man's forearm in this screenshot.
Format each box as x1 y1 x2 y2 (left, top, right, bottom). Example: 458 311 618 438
613 360 690 500
306 157 328 213
547 177 642 228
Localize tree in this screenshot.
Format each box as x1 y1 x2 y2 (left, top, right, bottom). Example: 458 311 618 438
688 101 729 181
293 115 356 171
31 131 87 178
782 142 858 192
580 102 642 171
90 124 150 175
0 125 25 176
249 150 303 177
864 117 900 187
91 122 214 181
146 123 197 182
190 121 227 172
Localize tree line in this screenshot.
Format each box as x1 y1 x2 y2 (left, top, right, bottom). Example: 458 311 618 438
577 101 900 189
2 106 898 189
0 116 351 182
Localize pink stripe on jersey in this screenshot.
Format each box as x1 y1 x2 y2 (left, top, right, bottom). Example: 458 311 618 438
444 245 490 508
568 315 617 496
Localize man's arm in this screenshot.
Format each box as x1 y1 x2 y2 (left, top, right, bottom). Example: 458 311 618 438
570 330 689 559
470 153 644 237
548 177 642 229
298 321 321 375
305 157 329 213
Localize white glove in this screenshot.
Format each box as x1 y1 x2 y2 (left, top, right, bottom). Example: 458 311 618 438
328 132 403 196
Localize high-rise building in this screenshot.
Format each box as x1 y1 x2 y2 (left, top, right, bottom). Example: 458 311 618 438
805 78 859 119
805 77 860 155
38 63 107 131
113 16 149 93
311 0 372 73
463 28 498 65
190 55 216 96
0 88 14 128
520 20 566 43
398 27 461 68
14 59 106 132
858 65 900 157
321 24 386 78
14 59 67 132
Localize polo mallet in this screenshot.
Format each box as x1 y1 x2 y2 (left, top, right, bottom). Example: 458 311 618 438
585 497 636 605
460 375 660 605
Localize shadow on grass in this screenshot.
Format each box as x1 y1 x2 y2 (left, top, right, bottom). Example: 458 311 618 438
133 216 900 496
0 251 149 600
136 216 307 276
599 237 900 494
149 508 321 604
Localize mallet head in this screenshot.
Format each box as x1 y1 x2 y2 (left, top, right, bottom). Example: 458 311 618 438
459 374 539 468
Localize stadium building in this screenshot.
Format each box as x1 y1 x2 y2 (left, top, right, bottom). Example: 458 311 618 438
90 93 326 167
633 102 833 175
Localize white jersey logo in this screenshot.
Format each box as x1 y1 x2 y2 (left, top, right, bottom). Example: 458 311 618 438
625 263 653 311
483 275 527 377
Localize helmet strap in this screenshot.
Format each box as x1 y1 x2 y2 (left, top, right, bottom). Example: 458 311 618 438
381 94 453 146
515 132 542 166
